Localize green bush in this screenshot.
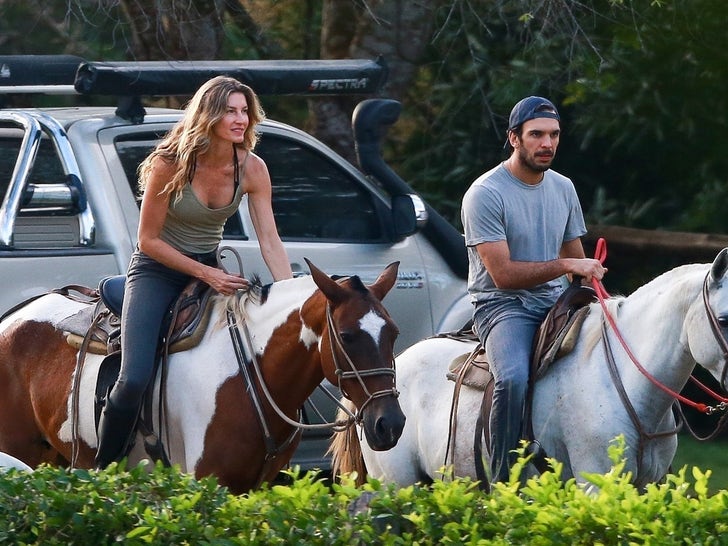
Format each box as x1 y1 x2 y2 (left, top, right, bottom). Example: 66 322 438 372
1 440 728 545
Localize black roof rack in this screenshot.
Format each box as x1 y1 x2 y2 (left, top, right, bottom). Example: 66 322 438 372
75 58 387 97
0 55 387 97
0 55 86 94
1 55 387 123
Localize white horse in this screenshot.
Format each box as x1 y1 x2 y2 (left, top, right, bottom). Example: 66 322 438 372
331 249 728 488
0 451 32 472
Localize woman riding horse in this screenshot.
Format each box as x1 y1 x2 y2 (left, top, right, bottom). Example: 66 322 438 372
96 76 293 468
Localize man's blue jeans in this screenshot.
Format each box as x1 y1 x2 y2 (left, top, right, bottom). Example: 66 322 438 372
473 300 546 483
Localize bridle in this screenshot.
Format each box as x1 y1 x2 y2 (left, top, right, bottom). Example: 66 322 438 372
700 273 728 394
593 239 728 415
592 239 728 474
590 239 728 481
224 290 398 468
325 303 399 419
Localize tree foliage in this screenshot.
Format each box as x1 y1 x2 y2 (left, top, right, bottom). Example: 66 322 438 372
2 0 728 232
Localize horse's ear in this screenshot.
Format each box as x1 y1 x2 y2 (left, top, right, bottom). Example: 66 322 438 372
710 248 728 283
305 258 348 304
368 261 400 301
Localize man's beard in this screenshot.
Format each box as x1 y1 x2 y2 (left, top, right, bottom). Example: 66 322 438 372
517 146 553 173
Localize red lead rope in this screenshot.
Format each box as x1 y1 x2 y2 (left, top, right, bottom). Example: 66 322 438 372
590 237 720 414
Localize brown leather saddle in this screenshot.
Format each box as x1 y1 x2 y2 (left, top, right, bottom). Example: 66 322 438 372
54 275 217 463
445 278 597 486
59 275 216 357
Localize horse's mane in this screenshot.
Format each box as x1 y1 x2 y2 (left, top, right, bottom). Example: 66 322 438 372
579 262 708 355
217 274 269 327
631 262 706 301
328 400 368 486
333 274 368 295
580 297 624 356
242 274 268 306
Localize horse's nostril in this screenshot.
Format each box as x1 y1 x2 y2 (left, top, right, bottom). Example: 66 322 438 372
374 416 386 437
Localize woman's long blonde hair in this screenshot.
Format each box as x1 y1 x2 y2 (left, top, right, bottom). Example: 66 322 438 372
137 76 265 198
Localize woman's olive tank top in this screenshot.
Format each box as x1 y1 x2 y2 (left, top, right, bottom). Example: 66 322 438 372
160 146 248 254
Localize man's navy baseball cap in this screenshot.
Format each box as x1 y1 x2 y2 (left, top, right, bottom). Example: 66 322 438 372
507 96 560 131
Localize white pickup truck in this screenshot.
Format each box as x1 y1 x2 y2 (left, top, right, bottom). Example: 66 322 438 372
0 55 471 471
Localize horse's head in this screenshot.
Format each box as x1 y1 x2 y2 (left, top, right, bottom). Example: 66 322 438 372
686 248 728 388
306 258 406 451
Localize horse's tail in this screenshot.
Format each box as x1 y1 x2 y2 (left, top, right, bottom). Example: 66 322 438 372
328 399 368 486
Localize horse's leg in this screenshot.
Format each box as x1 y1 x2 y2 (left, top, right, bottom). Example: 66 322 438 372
0 370 50 467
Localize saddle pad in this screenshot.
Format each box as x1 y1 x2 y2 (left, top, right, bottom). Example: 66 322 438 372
447 345 491 390
62 280 217 355
59 304 118 354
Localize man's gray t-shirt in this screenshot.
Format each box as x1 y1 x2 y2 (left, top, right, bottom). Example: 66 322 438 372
461 163 587 312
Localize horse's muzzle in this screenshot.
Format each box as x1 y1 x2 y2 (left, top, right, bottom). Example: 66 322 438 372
361 396 406 451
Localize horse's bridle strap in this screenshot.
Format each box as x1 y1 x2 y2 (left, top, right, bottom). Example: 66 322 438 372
325 304 399 418
601 320 682 480
226 305 358 432
702 274 728 391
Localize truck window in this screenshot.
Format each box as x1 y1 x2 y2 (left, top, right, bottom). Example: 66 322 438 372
0 133 67 213
257 134 384 242
0 135 22 200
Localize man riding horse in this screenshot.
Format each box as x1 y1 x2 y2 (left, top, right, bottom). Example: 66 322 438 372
460 96 606 484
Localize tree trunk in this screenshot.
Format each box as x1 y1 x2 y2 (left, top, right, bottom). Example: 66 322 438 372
119 0 224 61
312 0 437 164
584 225 728 263
583 224 728 294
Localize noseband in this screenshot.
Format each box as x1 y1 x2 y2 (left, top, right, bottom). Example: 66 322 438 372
701 273 728 392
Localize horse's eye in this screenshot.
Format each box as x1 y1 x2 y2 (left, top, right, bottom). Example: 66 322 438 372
339 331 355 344
719 316 728 328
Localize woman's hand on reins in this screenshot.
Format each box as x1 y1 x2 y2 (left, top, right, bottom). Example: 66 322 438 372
204 266 250 295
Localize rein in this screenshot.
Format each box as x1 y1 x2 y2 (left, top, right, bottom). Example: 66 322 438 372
218 246 358 434
224 283 399 474
592 238 728 415
226 305 356 434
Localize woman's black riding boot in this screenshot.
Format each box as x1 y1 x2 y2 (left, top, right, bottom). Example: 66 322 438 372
94 397 139 470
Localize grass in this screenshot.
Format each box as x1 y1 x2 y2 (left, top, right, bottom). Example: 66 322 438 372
673 433 728 493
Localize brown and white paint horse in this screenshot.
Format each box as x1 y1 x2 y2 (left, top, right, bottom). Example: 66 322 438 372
0 260 405 493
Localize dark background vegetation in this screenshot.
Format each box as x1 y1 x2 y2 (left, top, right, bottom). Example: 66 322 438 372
3 0 728 446
3 1 728 241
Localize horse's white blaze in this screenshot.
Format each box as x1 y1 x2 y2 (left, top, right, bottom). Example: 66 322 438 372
359 310 386 347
